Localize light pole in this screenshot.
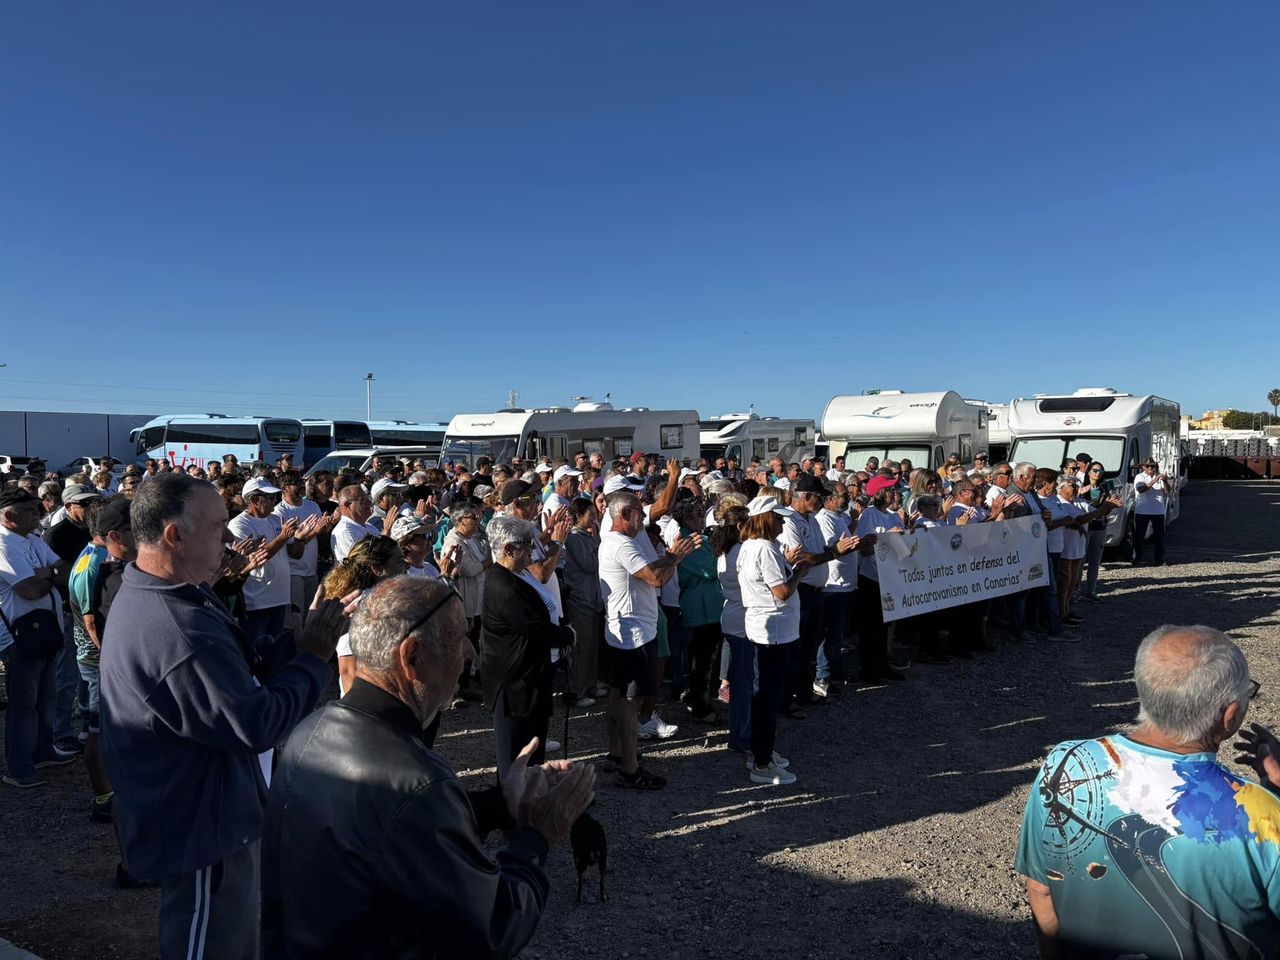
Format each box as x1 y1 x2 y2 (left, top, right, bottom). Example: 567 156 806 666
365 373 374 420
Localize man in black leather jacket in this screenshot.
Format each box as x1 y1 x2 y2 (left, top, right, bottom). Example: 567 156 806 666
262 575 595 959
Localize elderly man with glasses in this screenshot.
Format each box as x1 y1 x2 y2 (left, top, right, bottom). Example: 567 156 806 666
262 575 595 958
1017 625 1280 959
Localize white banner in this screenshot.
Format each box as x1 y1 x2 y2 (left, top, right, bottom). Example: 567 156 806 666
873 516 1050 622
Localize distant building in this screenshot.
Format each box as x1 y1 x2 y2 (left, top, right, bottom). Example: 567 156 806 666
1188 409 1232 430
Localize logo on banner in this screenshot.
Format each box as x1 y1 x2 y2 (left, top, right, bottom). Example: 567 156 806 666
1031 522 1042 539
950 533 963 550
1001 526 1010 544
877 545 889 562
1028 562 1044 582
881 593 895 612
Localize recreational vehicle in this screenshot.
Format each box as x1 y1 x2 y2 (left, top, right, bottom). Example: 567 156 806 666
699 414 816 466
819 391 988 471
442 402 700 469
1008 388 1182 550
966 400 1010 461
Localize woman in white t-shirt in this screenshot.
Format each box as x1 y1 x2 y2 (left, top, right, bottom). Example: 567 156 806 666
737 495 811 786
712 500 752 755
1055 476 1090 626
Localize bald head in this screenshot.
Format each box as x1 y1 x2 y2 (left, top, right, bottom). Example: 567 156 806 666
1134 625 1249 746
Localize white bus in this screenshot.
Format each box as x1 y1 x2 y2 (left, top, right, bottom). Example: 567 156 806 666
132 415 305 469
365 421 447 460
442 402 700 469
699 414 816 465
820 390 989 471
301 419 372 469
1008 387 1182 549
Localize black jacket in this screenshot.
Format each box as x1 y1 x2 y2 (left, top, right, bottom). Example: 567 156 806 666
261 680 551 960
480 564 574 720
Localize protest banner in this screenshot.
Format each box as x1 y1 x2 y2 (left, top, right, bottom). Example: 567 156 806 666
873 516 1049 622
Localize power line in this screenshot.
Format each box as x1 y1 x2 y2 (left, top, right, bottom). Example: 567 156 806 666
0 377 499 404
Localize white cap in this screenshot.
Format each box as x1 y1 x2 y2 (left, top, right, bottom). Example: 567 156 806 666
390 515 429 541
370 478 407 501
678 467 700 482
553 465 582 484
772 477 792 491
746 495 793 518
535 461 554 473
603 475 645 495
241 477 282 497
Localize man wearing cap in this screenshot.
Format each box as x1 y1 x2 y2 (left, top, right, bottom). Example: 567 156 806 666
968 452 990 477
1 488 72 787
38 480 64 532
391 514 441 579
533 462 555 502
778 474 859 709
1132 458 1172 566
228 477 301 673
542 465 581 531
45 481 102 755
369 477 408 533
854 476 907 683
499 479 565 587
331 485 381 563
274 472 332 637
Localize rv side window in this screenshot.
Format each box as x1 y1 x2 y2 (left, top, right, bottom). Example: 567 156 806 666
583 439 604 457
767 438 779 453
549 435 567 461
753 439 765 460
660 425 683 450
934 446 944 468
959 434 972 463
616 439 633 458
794 427 805 448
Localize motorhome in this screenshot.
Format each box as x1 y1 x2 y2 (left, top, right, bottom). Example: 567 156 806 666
698 414 816 466
132 414 305 469
819 391 988 471
442 401 700 469
1008 387 1182 550
966 399 1010 461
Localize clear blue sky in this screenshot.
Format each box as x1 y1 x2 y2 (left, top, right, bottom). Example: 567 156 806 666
2 2 1277 425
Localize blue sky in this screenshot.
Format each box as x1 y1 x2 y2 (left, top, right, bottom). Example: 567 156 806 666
1 2 1277 425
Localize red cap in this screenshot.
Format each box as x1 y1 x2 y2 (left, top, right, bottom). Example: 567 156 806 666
866 475 898 498
629 451 648 465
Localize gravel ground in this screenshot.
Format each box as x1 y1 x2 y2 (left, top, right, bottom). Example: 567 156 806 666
1 479 1276 960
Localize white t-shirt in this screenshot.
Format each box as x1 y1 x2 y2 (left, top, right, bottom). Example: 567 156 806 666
985 483 1012 508
0 527 64 652
815 508 857 592
854 507 904 583
737 538 799 646
656 515 681 607
331 515 381 563
1133 473 1167 516
540 492 572 530
406 561 441 579
227 512 292 612
273 499 323 578
598 529 659 649
1058 497 1088 561
779 509 831 589
717 542 746 638
1041 495 1069 554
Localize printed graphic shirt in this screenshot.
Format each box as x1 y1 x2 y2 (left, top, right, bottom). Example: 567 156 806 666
1016 734 1280 959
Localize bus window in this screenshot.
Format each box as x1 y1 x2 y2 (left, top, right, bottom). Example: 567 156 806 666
166 423 259 445
333 422 371 448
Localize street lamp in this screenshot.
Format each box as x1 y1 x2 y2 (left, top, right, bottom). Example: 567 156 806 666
365 373 374 420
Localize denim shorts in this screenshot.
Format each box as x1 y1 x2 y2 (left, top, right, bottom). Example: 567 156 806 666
77 661 101 734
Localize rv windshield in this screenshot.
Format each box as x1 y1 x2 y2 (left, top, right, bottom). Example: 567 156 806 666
1009 436 1127 477
441 436 518 468
843 445 930 469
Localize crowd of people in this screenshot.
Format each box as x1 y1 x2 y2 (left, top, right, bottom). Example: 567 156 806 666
0 442 1260 960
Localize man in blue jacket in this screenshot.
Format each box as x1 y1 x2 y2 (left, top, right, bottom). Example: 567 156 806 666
100 473 352 960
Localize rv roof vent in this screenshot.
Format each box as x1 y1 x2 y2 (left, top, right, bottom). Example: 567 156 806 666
877 390 904 395
572 401 614 412
621 407 650 412
496 407 526 413
533 407 572 414
1072 387 1121 397
710 412 755 421
762 416 779 421
1038 397 1116 413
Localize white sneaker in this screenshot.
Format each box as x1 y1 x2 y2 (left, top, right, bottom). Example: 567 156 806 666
749 761 797 785
573 696 596 708
545 739 562 753
638 715 679 740
744 751 790 771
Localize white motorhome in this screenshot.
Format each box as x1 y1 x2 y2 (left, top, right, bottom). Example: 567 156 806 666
966 399 1010 461
820 390 989 471
442 401 700 469
699 414 815 466
1008 387 1182 549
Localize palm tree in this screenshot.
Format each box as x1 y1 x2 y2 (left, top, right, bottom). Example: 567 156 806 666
1269 388 1280 424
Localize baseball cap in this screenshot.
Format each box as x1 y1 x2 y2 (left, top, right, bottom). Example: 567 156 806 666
0 489 38 509
472 484 495 500
603 475 645 496
678 467 700 483
534 462 553 474
242 477 282 498
866 475 898 497
629 451 649 466
791 474 827 498
370 478 407 501
746 495 793 518
97 498 132 535
389 514 429 541
61 483 101 505
500 479 534 505
553 465 582 484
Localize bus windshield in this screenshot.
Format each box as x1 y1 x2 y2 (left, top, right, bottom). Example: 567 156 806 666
441 436 518 468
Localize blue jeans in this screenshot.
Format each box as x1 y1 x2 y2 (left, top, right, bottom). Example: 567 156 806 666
817 591 852 682
54 614 80 742
3 643 57 778
1082 529 1107 597
1032 552 1063 635
725 634 755 752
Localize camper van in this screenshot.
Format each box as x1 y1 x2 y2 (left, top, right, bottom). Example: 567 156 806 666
819 391 988 471
699 414 816 466
1008 388 1182 550
441 401 700 470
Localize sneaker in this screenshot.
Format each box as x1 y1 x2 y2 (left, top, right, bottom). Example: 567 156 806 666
54 738 84 757
1063 616 1084 626
717 681 731 704
745 751 790 771
1083 595 1103 604
1048 630 1081 643
573 696 596 708
2 773 46 788
591 682 610 698
35 753 79 768
545 740 562 754
813 679 831 699
617 766 666 790
77 729 89 744
115 862 158 890
748 761 797 786
638 715 678 740
90 796 115 824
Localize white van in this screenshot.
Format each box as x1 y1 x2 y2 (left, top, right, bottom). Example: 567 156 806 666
699 414 815 466
820 390 988 471
442 401 700 469
1008 387 1182 549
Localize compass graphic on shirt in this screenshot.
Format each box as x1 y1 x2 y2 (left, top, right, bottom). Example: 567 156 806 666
1039 741 1115 861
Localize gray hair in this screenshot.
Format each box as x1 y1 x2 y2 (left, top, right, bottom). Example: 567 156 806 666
348 576 458 674
487 514 536 558
38 480 61 499
1134 624 1250 745
1013 462 1037 479
606 490 639 520
1056 473 1079 491
131 472 209 546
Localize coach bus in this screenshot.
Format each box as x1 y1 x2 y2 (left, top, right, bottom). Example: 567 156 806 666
301 419 372 469
365 420 447 459
1008 387 1182 551
131 414 305 469
699 413 816 466
442 401 700 470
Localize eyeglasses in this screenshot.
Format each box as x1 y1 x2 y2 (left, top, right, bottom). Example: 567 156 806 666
507 539 533 552
1248 678 1262 701
1089 468 1103 474
996 472 1012 478
402 585 463 641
